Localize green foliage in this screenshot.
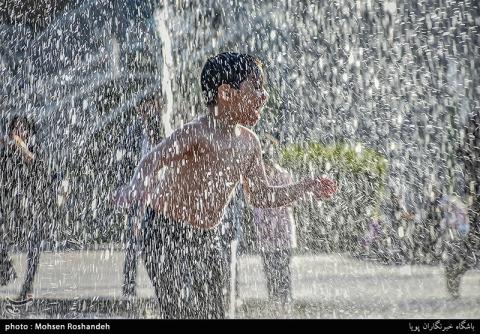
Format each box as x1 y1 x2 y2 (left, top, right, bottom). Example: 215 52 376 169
281 142 387 180
278 142 388 253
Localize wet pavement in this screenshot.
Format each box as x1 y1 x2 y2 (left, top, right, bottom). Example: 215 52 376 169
0 251 479 318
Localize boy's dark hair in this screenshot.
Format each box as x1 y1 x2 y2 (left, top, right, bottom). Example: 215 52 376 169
201 52 264 106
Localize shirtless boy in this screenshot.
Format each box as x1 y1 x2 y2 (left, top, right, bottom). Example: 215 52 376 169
115 52 336 318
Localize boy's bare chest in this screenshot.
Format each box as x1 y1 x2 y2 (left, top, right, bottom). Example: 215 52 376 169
199 134 249 159
189 135 251 175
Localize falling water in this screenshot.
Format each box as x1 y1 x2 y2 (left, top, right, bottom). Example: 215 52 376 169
0 0 479 320
154 5 174 137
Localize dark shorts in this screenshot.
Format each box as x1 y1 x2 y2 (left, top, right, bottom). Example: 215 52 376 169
141 209 226 319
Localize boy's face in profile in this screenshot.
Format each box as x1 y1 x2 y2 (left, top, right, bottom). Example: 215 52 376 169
226 71 269 127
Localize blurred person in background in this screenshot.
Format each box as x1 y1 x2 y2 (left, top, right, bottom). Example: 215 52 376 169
252 134 297 307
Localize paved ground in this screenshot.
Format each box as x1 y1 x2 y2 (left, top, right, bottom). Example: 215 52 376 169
0 251 479 318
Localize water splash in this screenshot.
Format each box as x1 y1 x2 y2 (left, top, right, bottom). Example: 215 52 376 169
154 5 174 137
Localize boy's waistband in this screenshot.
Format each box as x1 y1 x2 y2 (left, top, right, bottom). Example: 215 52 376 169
144 207 220 239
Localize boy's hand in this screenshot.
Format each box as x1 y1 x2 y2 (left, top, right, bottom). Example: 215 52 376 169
310 177 337 200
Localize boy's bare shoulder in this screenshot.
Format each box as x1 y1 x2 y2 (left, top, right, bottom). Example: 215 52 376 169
174 117 207 138
237 125 261 147
181 117 204 130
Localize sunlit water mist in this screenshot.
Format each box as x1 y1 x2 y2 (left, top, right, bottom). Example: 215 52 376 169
154 5 174 137
0 0 478 319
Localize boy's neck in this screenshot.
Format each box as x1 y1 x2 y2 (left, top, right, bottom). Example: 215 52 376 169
206 106 237 131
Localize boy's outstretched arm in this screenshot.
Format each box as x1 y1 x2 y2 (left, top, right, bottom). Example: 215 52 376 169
115 125 197 207
243 138 336 208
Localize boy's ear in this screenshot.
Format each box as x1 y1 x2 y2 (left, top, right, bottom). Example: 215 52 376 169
218 84 232 102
